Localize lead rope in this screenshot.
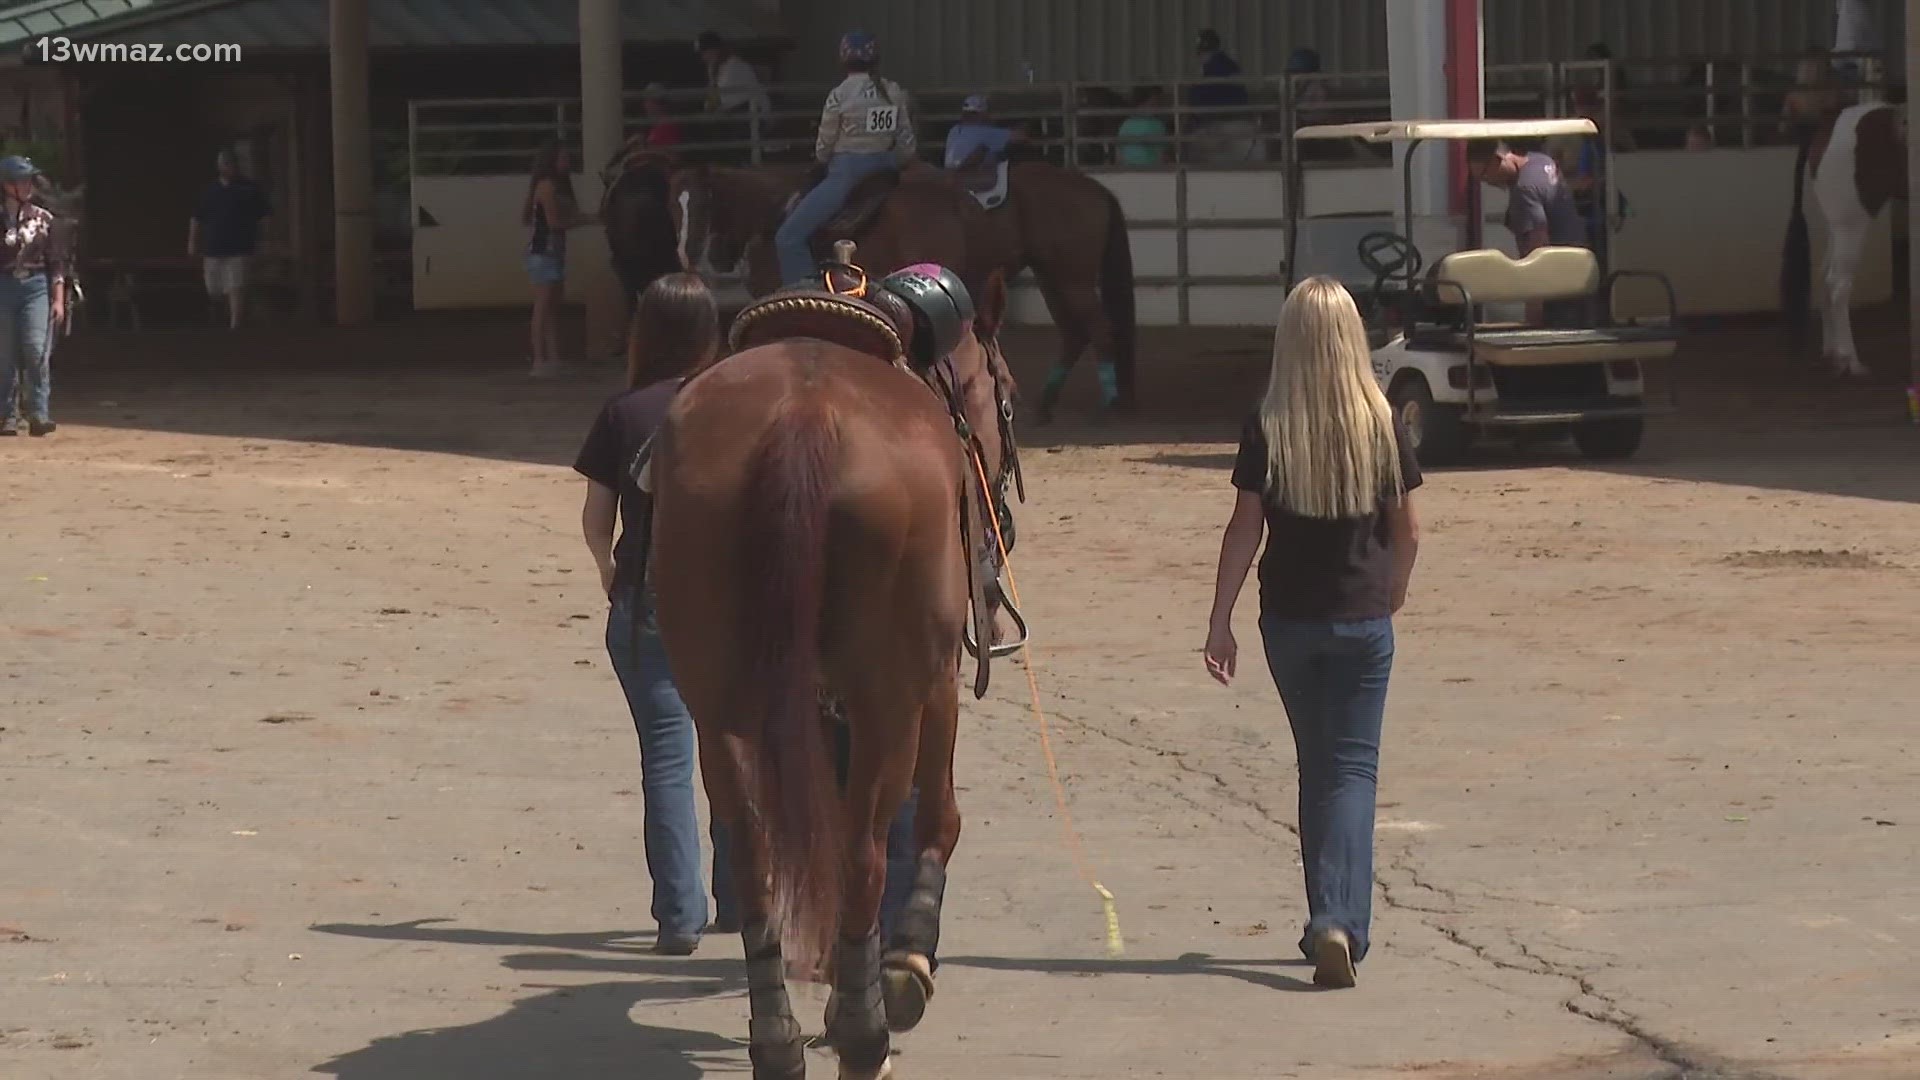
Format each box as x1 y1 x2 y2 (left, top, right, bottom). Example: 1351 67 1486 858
966 444 1123 958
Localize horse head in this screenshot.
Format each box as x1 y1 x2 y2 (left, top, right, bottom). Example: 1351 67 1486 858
666 165 717 272
668 164 784 275
889 264 1020 543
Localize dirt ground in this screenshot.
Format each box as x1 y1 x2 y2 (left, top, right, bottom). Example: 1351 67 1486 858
2 317 1917 1080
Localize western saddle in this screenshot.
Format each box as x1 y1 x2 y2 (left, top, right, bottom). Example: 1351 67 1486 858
728 240 921 366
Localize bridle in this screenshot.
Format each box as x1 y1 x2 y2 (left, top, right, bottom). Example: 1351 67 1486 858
921 325 1028 664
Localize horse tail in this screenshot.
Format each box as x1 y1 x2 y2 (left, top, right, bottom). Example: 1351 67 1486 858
1098 186 1137 384
739 396 843 975
1781 125 1814 329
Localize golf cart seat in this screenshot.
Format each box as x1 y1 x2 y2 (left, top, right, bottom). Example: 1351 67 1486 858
1410 247 1679 366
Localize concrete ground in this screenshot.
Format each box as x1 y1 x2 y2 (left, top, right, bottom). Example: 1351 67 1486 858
2 321 1917 1079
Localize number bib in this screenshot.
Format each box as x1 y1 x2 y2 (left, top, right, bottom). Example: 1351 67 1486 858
863 105 899 134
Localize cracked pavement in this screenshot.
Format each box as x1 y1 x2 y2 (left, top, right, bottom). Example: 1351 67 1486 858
2 342 1917 1078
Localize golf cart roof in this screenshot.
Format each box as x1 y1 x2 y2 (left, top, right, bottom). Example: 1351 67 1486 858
1294 118 1598 143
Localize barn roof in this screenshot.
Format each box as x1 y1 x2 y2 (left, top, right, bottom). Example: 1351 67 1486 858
4 0 780 56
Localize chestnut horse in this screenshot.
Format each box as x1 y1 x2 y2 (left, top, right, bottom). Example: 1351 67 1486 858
1781 100 1906 379
648 270 1016 1080
669 161 980 300
667 159 1138 417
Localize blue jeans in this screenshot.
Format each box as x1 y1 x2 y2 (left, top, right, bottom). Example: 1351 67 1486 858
0 272 52 422
606 586 738 937
1259 615 1395 964
775 151 897 286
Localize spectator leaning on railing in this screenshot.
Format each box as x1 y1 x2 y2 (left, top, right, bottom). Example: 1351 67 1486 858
697 31 770 159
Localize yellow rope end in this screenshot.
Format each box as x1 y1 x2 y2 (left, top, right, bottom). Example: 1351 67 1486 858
1095 883 1123 957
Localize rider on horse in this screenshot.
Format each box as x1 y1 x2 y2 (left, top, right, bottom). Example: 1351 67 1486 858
774 30 918 287
943 93 1023 170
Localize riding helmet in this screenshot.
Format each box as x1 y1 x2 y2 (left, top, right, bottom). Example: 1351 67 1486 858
839 30 879 66
961 93 989 114
880 264 975 365
0 155 39 181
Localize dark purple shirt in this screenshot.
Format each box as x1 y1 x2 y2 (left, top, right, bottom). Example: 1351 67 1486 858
1230 413 1423 621
573 379 681 593
1506 153 1586 252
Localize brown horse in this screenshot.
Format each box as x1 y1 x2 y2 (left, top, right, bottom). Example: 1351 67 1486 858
668 161 979 299
647 265 1018 1080
667 159 1138 417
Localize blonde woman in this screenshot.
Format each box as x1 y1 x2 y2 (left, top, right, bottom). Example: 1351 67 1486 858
1203 276 1422 989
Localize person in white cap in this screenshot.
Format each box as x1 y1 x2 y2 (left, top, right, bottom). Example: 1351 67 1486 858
943 93 1021 170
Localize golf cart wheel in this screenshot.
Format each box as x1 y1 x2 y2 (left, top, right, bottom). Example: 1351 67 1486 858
1389 376 1466 467
1573 414 1645 460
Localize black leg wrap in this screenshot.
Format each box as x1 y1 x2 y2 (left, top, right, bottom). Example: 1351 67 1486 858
741 920 804 1079
827 931 889 1070
891 854 947 960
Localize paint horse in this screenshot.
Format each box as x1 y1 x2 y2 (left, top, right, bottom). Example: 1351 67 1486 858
665 157 1138 418
1782 99 1906 379
646 251 1023 1080
599 142 684 306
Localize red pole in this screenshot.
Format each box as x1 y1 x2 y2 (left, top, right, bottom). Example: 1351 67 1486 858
1445 0 1484 216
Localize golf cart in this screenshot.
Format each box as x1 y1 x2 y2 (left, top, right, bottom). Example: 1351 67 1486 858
1284 119 1679 464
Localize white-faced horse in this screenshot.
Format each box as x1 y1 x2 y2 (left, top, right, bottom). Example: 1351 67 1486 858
1781 100 1906 379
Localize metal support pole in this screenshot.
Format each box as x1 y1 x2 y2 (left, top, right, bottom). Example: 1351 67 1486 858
329 0 372 326
579 0 625 359
1907 0 1920 412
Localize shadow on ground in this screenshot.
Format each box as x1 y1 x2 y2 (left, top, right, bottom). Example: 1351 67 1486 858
307 919 743 1079
309 980 740 1080
42 314 1920 504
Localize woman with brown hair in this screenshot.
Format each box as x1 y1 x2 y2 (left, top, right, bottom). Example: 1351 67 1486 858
574 272 734 954
524 142 596 379
1203 276 1423 989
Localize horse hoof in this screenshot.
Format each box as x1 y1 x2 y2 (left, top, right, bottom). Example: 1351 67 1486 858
881 951 934 1033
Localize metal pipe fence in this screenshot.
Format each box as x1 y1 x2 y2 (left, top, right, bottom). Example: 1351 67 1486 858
408 50 1897 179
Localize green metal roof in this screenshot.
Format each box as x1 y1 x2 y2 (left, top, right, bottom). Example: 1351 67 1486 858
3 0 177 50
4 0 779 52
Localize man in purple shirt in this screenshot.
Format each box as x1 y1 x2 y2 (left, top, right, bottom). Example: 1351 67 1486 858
1468 140 1589 324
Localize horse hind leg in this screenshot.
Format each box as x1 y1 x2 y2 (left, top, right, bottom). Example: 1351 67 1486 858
825 691 916 1079
1033 275 1092 422
700 750 800 1078
827 927 892 1080
882 685 962 1034
742 914 808 1080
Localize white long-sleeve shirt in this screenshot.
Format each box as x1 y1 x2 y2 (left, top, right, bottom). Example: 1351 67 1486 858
814 73 916 162
710 55 770 113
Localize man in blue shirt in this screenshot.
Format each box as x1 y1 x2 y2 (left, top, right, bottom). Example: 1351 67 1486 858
1189 28 1263 163
943 94 1020 170
1190 28 1249 114
187 150 271 329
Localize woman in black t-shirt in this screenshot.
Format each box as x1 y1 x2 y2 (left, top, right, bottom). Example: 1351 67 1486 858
574 273 736 954
1203 275 1423 990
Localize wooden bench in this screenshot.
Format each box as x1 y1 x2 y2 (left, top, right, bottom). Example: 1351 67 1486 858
1418 246 1679 366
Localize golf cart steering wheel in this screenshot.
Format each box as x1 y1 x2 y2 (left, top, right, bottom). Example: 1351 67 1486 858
1357 230 1424 290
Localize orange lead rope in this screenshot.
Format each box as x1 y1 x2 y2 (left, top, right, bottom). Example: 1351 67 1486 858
967 444 1124 958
